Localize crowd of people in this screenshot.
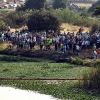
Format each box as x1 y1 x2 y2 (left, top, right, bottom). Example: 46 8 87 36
0 28 100 60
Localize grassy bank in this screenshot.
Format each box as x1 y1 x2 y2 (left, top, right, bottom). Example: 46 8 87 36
0 80 100 100
0 57 100 99
0 60 89 78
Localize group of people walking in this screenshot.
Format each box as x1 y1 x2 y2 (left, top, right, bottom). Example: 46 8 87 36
0 28 100 60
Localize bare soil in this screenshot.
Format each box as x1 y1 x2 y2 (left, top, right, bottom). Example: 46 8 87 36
0 47 95 61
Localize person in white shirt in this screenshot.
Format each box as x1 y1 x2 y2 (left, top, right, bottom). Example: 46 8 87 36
94 50 97 61
8 25 10 32
76 44 80 56
2 33 4 41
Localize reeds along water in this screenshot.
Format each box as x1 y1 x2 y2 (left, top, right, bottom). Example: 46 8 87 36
82 63 100 89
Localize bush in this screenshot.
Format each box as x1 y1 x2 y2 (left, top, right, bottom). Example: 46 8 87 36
90 23 100 35
75 58 83 65
69 57 76 64
0 20 7 31
53 0 68 9
94 61 100 67
69 57 83 65
3 11 27 28
88 1 100 12
27 10 61 32
82 67 100 89
0 55 38 62
54 8 95 27
82 60 100 90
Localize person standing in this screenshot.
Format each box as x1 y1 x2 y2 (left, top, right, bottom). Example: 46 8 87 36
92 44 96 51
76 44 80 56
94 50 97 61
92 44 97 61
72 43 76 54
8 25 10 32
40 40 44 50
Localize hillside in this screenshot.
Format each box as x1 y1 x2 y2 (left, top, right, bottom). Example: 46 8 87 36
10 23 90 34
60 23 90 33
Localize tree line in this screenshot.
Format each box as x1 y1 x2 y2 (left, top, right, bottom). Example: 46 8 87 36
0 0 100 32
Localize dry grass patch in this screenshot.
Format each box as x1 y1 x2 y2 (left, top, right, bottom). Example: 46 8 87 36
60 23 90 34
0 42 12 50
10 23 90 34
74 3 92 8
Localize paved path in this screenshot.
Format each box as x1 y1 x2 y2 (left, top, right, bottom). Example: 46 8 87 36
0 86 60 100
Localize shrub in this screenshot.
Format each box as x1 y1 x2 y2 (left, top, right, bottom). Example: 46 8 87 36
23 0 46 10
27 10 61 32
90 23 100 35
69 57 76 64
0 20 7 31
75 58 83 65
53 0 68 9
82 59 95 67
82 70 90 88
16 5 26 11
82 67 100 89
3 11 27 28
0 55 38 62
69 57 83 65
94 61 100 67
88 0 100 12
54 8 95 27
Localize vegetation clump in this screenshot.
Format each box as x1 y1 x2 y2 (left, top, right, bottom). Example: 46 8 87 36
0 20 7 31
81 60 100 91
88 0 100 12
53 0 68 9
69 57 83 65
27 10 61 32
17 0 46 11
90 23 100 35
3 11 27 28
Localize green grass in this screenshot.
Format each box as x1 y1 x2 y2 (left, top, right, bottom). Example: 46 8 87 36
0 57 100 100
0 61 90 78
0 80 100 100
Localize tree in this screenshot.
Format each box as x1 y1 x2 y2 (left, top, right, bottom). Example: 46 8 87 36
27 10 61 32
0 20 7 31
88 0 100 12
23 0 46 10
90 23 100 35
53 0 68 9
3 11 27 28
44 2 53 11
93 6 100 16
